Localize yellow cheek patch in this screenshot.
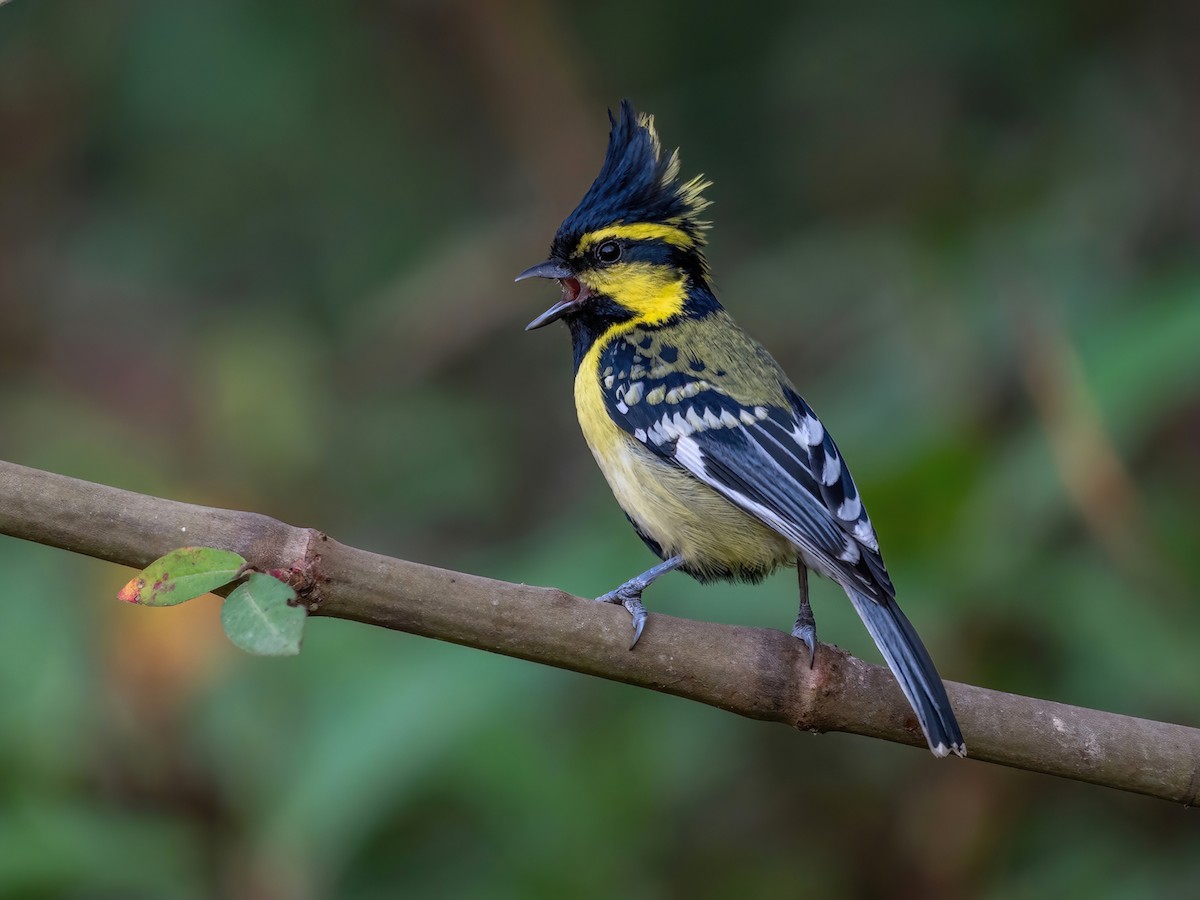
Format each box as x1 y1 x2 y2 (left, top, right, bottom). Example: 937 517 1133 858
576 223 694 254
585 263 687 326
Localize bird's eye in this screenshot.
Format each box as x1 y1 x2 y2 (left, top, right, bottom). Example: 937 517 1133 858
595 240 622 265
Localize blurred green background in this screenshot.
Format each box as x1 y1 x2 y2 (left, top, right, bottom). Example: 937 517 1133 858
2 1 1198 896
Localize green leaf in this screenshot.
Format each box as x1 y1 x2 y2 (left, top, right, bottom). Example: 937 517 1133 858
220 572 306 657
118 547 246 607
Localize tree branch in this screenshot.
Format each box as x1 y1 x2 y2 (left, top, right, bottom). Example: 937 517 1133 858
1 459 1197 805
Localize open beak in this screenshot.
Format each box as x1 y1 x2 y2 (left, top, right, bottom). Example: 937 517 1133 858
515 260 588 331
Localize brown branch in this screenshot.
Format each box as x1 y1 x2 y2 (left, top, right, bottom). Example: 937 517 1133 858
1 458 1197 805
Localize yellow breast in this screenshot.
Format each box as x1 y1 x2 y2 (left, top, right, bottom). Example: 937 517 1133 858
574 341 794 581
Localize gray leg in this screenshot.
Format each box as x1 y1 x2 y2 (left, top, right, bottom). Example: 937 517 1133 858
597 555 685 649
791 566 817 668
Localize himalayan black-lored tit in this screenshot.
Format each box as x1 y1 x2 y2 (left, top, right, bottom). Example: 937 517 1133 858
516 101 964 757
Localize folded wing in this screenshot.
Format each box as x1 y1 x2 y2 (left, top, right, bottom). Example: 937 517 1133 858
606 364 894 600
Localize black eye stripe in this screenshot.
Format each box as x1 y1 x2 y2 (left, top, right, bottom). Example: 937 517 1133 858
575 237 683 265
607 239 678 266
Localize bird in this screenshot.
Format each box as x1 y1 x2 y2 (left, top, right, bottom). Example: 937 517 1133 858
516 100 965 758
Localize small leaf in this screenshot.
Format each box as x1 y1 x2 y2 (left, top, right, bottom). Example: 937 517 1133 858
118 547 247 606
220 572 306 656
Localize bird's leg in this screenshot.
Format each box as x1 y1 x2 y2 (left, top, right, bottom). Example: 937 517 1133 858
791 566 818 668
596 555 684 649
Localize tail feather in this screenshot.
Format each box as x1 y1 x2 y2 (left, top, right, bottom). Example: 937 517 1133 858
846 588 965 757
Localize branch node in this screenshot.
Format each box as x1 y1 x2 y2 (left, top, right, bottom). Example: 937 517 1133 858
269 528 328 610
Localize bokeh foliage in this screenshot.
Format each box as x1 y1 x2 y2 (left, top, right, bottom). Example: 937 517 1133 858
1 1 1198 896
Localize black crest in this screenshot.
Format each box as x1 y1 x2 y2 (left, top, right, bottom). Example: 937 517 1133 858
552 100 710 258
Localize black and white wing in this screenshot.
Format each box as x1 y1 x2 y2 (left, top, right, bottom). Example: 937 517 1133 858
603 349 894 600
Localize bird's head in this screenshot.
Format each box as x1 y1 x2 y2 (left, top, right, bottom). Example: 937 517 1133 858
518 100 712 334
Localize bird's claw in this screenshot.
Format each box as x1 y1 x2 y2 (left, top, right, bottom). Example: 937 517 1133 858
791 623 817 669
597 586 648 650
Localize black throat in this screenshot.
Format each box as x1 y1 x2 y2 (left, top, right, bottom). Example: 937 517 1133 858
564 295 638 372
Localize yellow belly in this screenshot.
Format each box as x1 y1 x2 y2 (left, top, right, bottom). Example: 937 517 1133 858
574 357 794 580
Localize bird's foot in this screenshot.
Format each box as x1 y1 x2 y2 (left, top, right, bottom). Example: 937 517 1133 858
791 567 818 668
790 622 817 668
595 555 684 650
596 583 649 650
791 595 818 669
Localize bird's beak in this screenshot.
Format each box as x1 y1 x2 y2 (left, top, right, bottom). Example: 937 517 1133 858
515 260 587 331
515 260 573 283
